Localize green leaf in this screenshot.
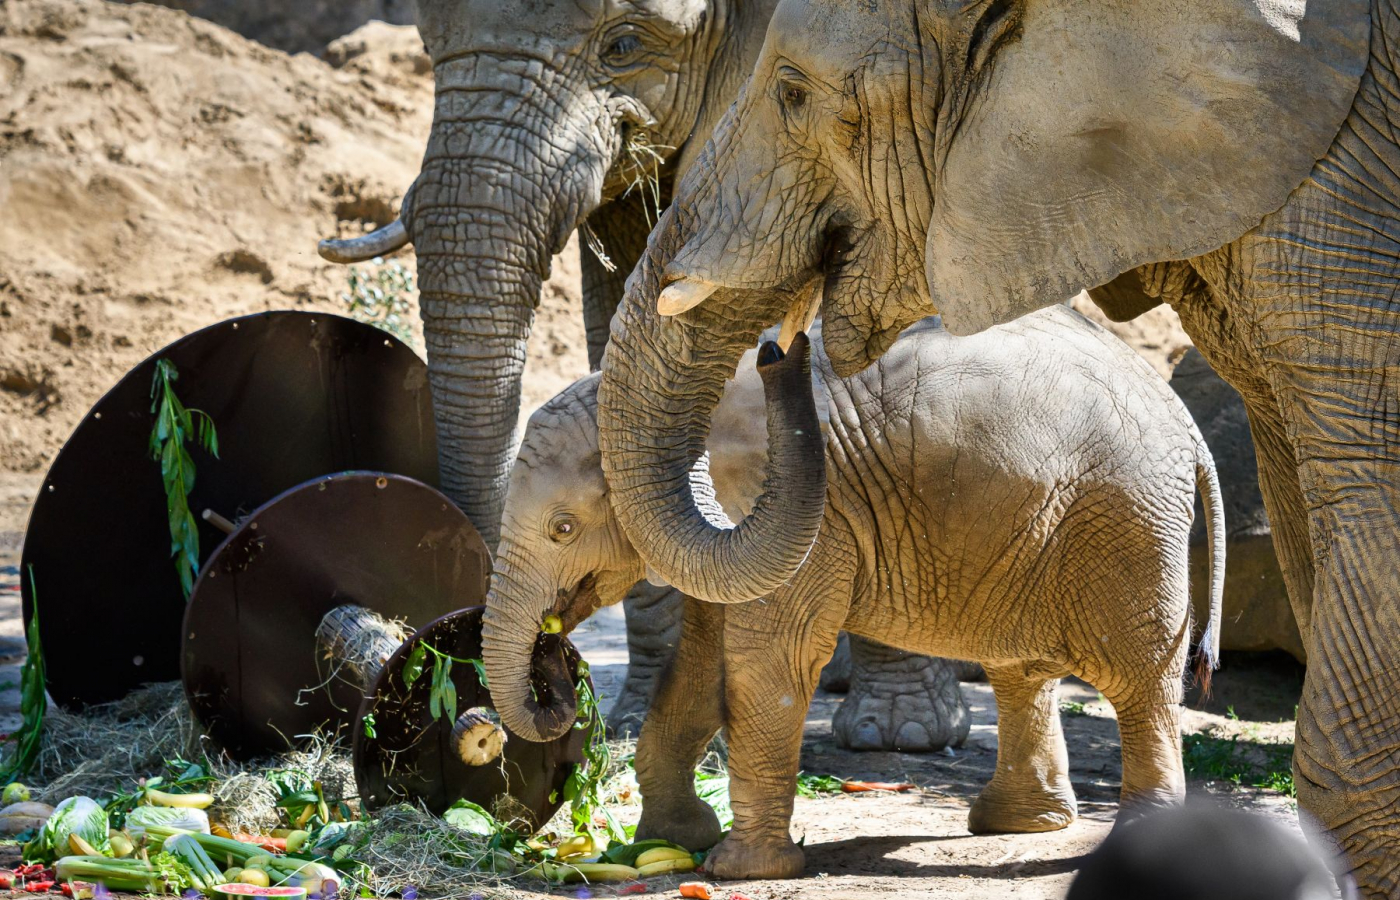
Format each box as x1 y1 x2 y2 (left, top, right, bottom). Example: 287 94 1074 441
442 678 458 723
402 645 426 690
442 800 498 837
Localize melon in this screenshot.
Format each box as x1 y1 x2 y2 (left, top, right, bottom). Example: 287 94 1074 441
212 885 308 900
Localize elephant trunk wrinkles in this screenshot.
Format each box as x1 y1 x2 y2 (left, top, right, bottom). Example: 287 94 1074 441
598 213 827 604
411 85 603 545
482 546 578 742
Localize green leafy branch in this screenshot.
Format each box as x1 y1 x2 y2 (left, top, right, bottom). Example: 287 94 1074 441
149 359 219 598
401 643 488 726
560 661 624 844
1 568 46 783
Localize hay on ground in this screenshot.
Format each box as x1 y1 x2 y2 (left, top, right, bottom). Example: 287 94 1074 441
29 681 353 833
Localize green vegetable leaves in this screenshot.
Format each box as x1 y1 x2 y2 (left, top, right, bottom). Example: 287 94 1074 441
428 656 458 724
442 800 496 837
25 796 110 863
1 568 45 785
402 643 488 727
149 359 219 598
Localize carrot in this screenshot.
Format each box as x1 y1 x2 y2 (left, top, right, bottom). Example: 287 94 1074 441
678 883 713 899
840 780 915 793
234 833 288 852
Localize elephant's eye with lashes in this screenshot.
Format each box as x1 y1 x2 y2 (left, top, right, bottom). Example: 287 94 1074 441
780 83 808 111
602 32 644 66
550 516 580 542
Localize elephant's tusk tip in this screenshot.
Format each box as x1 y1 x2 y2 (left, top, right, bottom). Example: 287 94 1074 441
316 219 410 264
657 279 719 316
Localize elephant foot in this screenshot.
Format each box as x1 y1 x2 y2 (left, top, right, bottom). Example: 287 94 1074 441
702 833 804 880
818 633 852 693
968 779 1077 834
832 639 971 752
635 794 723 852
1114 789 1184 828
604 683 651 739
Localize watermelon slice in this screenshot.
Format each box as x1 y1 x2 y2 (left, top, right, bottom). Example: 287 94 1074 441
212 885 308 900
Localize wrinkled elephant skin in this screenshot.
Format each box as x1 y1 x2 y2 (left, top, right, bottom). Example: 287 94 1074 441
596 0 1400 888
495 307 1226 878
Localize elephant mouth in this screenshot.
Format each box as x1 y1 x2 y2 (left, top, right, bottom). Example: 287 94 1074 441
548 574 603 635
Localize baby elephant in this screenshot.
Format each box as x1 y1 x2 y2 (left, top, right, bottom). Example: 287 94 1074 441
480 305 1224 880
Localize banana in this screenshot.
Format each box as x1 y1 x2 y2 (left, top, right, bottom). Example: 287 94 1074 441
634 847 693 868
559 863 640 883
145 789 215 809
556 834 595 859
637 857 697 878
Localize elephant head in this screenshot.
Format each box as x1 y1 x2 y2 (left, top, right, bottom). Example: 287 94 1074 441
598 0 1367 601
483 335 820 739
317 0 767 545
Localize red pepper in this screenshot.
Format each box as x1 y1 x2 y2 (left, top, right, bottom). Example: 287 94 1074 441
617 883 649 895
24 880 55 892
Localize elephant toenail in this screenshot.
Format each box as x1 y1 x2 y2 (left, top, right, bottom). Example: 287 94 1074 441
894 721 932 750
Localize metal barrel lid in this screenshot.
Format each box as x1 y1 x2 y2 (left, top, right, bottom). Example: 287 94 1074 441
21 312 439 708
355 607 592 832
182 472 488 759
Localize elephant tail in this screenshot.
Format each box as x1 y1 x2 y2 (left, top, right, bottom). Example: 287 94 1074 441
1193 437 1226 696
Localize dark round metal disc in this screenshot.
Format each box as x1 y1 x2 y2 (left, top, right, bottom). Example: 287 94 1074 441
354 607 592 832
21 312 439 708
182 472 488 758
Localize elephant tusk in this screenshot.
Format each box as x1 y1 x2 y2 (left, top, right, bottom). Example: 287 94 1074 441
657 278 719 316
317 219 410 264
778 284 823 352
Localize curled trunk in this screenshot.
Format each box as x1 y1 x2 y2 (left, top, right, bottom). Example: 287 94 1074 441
597 211 827 604
482 546 578 742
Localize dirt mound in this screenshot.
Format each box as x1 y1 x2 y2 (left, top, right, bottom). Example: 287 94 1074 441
0 1 588 495
115 0 416 55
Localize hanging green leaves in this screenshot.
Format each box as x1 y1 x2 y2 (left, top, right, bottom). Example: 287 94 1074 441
149 359 219 598
403 643 491 727
1 568 47 783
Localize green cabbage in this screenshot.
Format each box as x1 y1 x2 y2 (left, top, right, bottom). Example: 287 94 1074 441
24 796 110 862
124 804 210 839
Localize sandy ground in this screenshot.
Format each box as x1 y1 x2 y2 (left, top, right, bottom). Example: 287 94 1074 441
0 2 1310 898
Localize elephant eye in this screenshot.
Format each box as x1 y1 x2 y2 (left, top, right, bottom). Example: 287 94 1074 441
780 82 808 114
602 32 644 66
550 516 580 541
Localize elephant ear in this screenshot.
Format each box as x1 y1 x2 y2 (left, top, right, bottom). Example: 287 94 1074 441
925 0 1369 336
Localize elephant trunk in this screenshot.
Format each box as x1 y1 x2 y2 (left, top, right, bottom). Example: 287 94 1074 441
482 542 578 742
597 212 827 604
408 66 611 545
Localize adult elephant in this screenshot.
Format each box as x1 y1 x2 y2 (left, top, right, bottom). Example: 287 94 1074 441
317 0 967 750
594 0 1400 892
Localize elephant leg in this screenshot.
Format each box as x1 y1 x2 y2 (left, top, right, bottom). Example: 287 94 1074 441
705 590 844 880
817 632 851 693
606 581 685 738
831 636 971 752
1101 686 1186 821
968 664 1076 835
634 598 725 851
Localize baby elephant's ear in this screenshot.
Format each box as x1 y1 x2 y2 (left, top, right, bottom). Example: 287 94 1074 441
924 0 1368 337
